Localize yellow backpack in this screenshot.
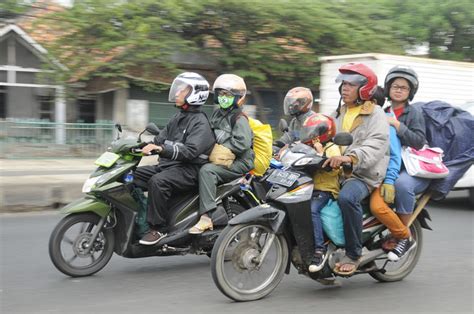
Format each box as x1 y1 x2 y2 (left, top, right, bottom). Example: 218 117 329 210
231 112 273 176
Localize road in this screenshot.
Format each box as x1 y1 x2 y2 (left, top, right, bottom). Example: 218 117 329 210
1 195 473 314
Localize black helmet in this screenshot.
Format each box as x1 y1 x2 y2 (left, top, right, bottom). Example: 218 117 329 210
384 65 419 101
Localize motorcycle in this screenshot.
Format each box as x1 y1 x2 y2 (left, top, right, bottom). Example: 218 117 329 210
48 123 263 277
210 132 433 301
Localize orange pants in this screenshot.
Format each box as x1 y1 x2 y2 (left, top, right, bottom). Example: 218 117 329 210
370 187 410 239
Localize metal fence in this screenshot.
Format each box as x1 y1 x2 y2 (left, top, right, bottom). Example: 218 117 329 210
0 119 116 158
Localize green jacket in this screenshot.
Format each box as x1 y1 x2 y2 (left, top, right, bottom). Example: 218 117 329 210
210 108 254 173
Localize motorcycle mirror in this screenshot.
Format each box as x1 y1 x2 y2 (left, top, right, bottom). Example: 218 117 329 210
333 132 353 146
115 123 122 140
145 123 160 135
279 119 289 133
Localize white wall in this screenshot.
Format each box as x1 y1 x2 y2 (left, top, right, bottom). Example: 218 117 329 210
319 54 474 115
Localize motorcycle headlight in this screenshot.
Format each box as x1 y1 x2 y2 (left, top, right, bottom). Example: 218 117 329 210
82 176 101 193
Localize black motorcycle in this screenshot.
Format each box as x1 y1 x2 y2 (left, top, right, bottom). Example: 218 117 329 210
48 123 263 277
210 132 432 301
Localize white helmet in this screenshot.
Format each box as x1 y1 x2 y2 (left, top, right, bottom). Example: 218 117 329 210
169 72 209 105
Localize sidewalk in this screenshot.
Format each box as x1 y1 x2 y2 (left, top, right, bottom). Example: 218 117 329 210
0 158 96 212
0 157 158 212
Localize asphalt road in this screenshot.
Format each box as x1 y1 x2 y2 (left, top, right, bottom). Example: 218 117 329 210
1 196 473 314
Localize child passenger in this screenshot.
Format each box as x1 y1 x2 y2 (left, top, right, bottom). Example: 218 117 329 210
300 113 340 273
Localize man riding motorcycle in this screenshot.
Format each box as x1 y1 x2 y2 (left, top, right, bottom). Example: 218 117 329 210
278 87 316 145
134 72 216 245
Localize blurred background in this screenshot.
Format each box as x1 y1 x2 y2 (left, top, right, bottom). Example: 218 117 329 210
0 0 472 210
0 0 473 158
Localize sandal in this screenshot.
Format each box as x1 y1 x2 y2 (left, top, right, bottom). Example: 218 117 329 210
189 215 213 234
333 255 361 276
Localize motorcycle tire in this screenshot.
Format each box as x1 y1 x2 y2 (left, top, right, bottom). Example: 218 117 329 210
49 212 115 277
211 223 288 301
369 219 423 282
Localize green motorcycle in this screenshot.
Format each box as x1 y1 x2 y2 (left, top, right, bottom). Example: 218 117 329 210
48 123 256 277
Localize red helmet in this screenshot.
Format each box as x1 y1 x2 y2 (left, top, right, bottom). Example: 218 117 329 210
300 113 336 145
336 63 378 100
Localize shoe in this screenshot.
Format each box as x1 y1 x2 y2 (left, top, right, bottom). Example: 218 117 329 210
189 215 213 234
387 238 416 261
139 230 167 245
308 250 328 273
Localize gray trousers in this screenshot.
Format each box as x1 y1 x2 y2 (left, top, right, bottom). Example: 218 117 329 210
198 163 242 215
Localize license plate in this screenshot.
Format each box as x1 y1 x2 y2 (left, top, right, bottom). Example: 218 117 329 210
95 152 120 168
266 169 300 187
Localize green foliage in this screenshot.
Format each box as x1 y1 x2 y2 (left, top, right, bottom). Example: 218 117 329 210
30 0 472 91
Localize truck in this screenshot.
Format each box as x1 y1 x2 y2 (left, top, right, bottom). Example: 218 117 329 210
318 53 474 205
318 53 473 115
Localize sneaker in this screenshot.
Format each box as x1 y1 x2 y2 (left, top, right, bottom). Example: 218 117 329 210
308 250 328 273
387 238 416 261
139 230 167 246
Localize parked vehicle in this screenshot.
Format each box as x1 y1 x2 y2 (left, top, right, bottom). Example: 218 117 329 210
210 132 433 301
48 123 262 277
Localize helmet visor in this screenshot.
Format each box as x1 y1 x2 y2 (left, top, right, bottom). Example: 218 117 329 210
300 123 329 145
283 96 309 115
335 73 367 86
168 79 191 103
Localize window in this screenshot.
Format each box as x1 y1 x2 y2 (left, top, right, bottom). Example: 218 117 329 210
38 95 54 121
77 99 96 123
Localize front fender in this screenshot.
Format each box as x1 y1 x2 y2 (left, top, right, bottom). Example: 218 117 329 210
59 197 111 218
228 204 286 234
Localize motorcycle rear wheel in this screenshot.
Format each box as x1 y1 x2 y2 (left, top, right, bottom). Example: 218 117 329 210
49 213 115 277
211 223 288 302
369 219 423 282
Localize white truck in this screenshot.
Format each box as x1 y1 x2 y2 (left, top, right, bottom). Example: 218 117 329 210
318 53 474 204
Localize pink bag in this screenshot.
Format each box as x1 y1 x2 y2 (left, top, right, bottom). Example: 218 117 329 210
401 146 449 179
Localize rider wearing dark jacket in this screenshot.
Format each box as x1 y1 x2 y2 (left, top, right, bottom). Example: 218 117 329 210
135 72 215 246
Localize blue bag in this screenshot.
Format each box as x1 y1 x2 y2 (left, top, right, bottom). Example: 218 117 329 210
320 199 345 247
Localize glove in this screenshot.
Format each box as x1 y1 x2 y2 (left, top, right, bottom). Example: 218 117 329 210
380 183 395 204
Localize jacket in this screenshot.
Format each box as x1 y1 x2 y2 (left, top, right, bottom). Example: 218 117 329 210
334 101 390 191
210 107 254 173
385 111 402 185
279 110 315 144
153 106 215 168
396 103 427 149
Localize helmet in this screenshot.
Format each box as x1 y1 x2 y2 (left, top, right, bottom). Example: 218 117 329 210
212 74 247 107
283 87 313 116
300 113 336 145
384 65 419 101
336 63 378 101
168 72 209 105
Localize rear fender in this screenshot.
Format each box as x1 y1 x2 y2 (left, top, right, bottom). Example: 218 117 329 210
228 204 286 234
59 197 111 218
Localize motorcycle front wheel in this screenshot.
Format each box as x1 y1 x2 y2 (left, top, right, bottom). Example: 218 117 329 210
211 223 288 302
369 219 423 282
49 212 115 277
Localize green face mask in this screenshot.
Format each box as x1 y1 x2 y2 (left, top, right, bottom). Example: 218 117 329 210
218 95 235 109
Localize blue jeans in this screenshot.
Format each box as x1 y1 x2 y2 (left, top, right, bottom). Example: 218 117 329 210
394 170 431 214
311 190 332 252
337 179 370 259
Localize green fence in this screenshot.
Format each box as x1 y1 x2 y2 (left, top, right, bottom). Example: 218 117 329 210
0 119 116 158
